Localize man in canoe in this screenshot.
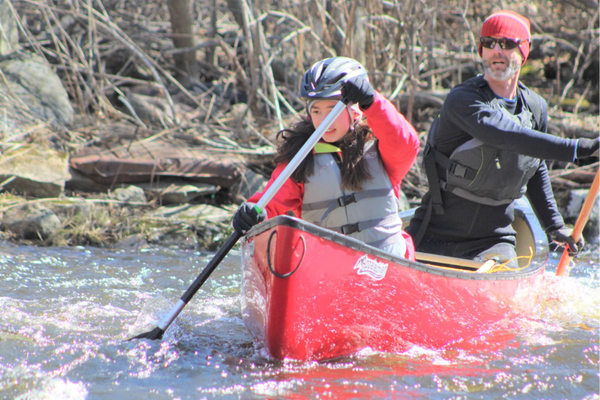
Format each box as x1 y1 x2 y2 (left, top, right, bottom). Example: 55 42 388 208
406 10 599 267
232 57 420 259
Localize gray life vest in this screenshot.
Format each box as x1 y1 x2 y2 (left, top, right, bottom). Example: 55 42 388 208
301 141 404 249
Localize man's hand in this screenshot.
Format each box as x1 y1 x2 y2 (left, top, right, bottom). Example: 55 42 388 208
548 227 584 256
232 203 267 234
576 138 599 159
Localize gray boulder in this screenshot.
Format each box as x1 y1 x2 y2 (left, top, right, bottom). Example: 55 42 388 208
0 52 74 126
110 185 147 204
2 202 61 239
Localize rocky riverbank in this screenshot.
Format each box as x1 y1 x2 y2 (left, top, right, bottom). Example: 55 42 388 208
2 176 598 251
0 186 239 251
1 0 598 250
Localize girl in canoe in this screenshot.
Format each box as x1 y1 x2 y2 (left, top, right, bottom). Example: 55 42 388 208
232 57 420 260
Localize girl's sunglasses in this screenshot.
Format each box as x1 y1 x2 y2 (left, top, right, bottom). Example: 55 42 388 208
480 37 526 50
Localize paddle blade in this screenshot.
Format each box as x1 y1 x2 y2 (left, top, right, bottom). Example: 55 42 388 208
128 327 165 341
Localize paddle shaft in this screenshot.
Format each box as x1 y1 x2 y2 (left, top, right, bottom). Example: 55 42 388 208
555 169 600 276
134 101 347 339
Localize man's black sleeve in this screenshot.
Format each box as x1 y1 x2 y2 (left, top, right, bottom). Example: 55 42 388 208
442 87 577 162
526 161 564 232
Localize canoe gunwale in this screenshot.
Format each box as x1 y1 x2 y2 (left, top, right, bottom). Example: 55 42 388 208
244 199 548 282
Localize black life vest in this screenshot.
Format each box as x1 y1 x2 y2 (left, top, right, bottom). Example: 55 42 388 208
429 131 540 206
413 76 543 246
427 77 542 206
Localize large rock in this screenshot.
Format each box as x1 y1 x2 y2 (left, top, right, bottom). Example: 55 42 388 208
2 202 61 239
0 52 74 126
0 145 71 198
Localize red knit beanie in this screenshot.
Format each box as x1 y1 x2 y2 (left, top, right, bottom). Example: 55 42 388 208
478 10 531 63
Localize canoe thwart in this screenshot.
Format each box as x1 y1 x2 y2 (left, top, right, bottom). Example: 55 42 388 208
415 252 496 272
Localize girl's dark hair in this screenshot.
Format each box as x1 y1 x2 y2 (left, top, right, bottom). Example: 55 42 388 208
273 117 375 191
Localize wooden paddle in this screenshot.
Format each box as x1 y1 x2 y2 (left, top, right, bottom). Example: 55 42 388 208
555 169 599 277
130 101 348 340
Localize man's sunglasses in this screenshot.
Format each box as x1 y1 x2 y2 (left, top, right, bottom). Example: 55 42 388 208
480 37 527 50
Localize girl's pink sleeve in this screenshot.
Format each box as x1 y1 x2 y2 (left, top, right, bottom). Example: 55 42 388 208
247 162 305 218
363 92 420 196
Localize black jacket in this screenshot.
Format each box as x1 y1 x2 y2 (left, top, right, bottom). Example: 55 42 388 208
407 76 577 256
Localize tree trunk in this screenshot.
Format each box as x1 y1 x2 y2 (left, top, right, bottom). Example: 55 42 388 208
167 0 198 88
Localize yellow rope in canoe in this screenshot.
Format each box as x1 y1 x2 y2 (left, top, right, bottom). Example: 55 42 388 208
483 246 535 273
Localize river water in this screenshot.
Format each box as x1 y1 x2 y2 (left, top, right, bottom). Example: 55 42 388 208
0 240 598 400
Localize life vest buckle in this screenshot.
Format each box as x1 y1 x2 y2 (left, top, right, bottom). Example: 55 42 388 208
337 194 356 207
449 162 469 178
341 223 359 235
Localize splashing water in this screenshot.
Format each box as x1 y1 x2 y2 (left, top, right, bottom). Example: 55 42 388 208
0 243 597 399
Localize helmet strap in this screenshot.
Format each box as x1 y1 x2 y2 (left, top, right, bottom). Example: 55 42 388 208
347 103 362 132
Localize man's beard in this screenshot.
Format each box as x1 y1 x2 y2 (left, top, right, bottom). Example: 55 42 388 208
483 57 521 81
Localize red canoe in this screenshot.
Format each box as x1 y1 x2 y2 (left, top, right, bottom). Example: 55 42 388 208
240 198 548 361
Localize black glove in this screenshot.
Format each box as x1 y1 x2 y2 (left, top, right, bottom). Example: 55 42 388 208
576 138 599 159
232 202 267 234
548 227 584 256
341 75 375 110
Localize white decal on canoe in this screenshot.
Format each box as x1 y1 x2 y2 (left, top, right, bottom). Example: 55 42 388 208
353 255 388 280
